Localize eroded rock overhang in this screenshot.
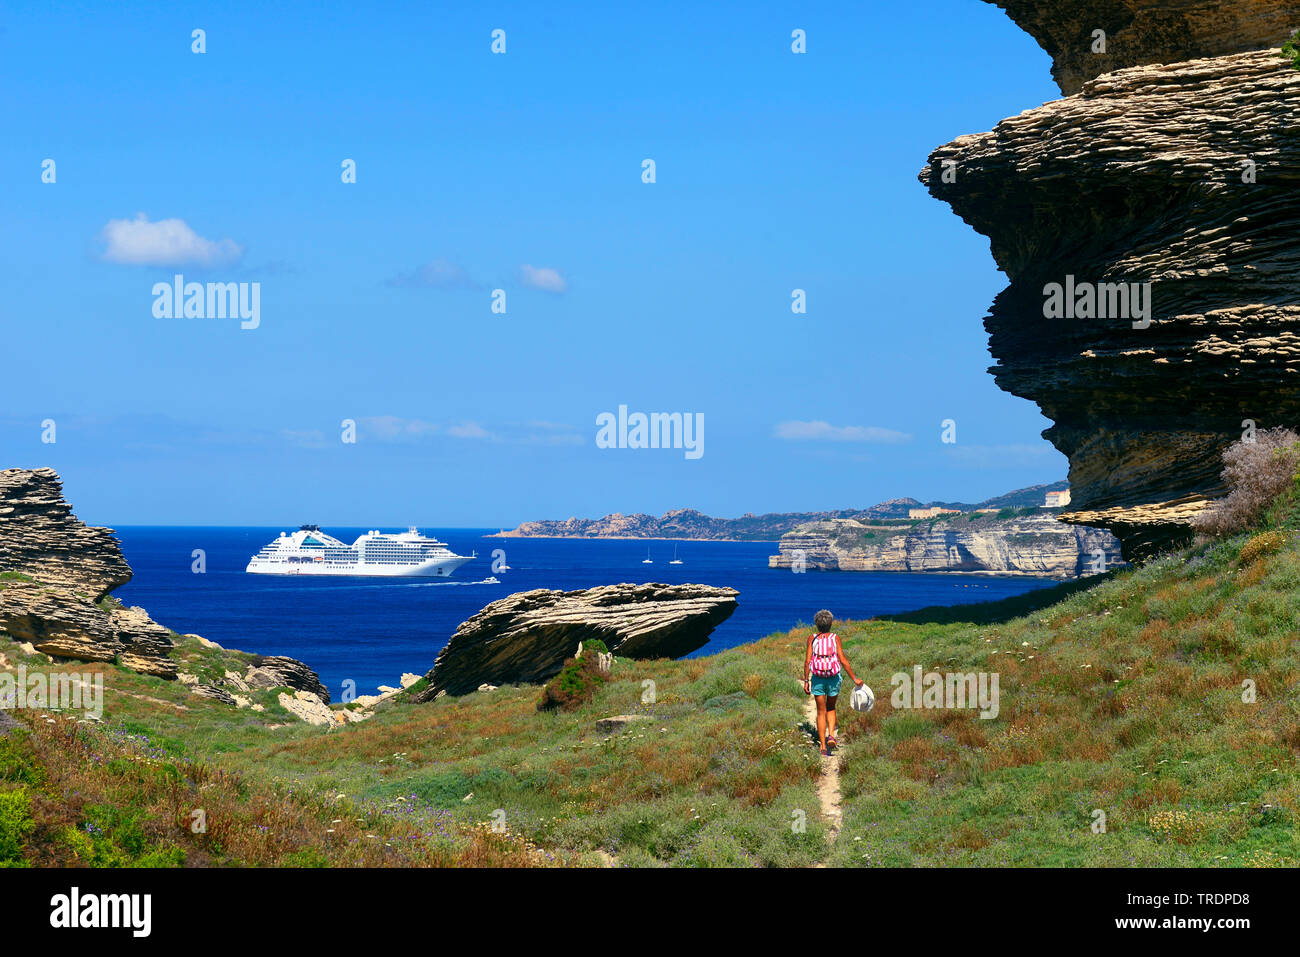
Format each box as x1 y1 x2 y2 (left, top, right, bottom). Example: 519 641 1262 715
922 4 1300 560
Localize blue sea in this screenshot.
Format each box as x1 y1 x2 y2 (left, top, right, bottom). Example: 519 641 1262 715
111 527 1059 698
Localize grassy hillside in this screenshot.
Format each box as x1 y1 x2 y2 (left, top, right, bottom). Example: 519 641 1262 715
2 528 1298 867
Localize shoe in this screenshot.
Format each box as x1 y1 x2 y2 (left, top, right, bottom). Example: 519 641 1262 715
826 733 837 748
820 748 832 757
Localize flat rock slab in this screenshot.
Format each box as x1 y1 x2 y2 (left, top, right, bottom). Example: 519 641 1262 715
412 582 738 699
595 714 652 734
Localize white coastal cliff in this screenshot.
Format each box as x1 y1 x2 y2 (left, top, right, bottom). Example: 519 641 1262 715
769 511 1124 579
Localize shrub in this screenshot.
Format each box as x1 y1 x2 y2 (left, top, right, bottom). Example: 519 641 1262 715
1283 30 1300 70
0 789 34 863
1193 428 1300 537
1237 531 1287 565
537 654 608 711
1147 808 1211 844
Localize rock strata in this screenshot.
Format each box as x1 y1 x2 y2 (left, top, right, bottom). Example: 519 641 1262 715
0 468 132 600
987 0 1300 94
411 583 738 699
245 656 331 704
0 468 330 715
192 684 237 706
0 582 178 679
923 6 1300 559
770 512 1123 579
277 690 334 727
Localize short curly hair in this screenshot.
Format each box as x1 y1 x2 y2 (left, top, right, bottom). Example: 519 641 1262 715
814 609 833 632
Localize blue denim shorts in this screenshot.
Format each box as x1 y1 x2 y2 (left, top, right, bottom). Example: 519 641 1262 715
810 674 842 697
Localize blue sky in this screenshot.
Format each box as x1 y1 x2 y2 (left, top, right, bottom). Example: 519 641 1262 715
1 0 1066 526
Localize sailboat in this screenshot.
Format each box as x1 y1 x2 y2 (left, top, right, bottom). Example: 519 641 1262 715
669 545 683 565
642 547 653 564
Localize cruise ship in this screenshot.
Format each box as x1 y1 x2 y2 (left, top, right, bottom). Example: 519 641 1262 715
245 526 474 578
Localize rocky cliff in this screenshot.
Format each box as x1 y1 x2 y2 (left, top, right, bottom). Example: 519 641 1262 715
0 468 133 601
410 583 738 698
988 0 1300 94
921 0 1300 560
0 468 338 696
769 512 1123 579
0 468 176 677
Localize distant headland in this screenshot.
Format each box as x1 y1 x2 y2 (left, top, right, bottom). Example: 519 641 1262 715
490 481 1070 542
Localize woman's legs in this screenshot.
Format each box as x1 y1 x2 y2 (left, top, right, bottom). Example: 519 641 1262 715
815 694 828 752
825 694 838 743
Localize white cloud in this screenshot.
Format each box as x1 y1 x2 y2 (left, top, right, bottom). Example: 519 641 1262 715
773 420 911 443
388 258 479 290
347 417 573 445
519 264 567 294
357 416 440 442
519 421 584 445
100 213 243 267
447 421 491 439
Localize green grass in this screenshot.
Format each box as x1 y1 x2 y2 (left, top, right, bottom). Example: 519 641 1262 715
829 531 1300 866
1 526 1299 867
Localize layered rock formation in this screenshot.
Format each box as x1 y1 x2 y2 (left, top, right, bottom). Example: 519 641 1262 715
988 0 1300 94
0 585 177 678
769 513 1122 579
0 468 132 600
245 655 331 703
410 583 739 699
0 468 176 677
922 2 1300 559
0 468 333 710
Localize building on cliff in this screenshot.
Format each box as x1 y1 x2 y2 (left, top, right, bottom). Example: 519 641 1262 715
908 507 963 519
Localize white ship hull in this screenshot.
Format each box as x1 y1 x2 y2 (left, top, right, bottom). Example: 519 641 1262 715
246 555 473 578
245 526 474 579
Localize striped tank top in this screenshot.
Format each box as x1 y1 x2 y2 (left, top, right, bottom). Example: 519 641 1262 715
809 632 840 676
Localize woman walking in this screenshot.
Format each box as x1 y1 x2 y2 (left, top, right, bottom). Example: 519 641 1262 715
803 609 864 756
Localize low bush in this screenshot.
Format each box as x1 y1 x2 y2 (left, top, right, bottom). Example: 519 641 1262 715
1283 30 1300 70
0 789 34 863
1193 428 1300 537
537 654 607 712
1238 531 1288 565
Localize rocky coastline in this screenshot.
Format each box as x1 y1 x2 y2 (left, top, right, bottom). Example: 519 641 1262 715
492 482 1068 541
0 467 340 726
770 511 1123 579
